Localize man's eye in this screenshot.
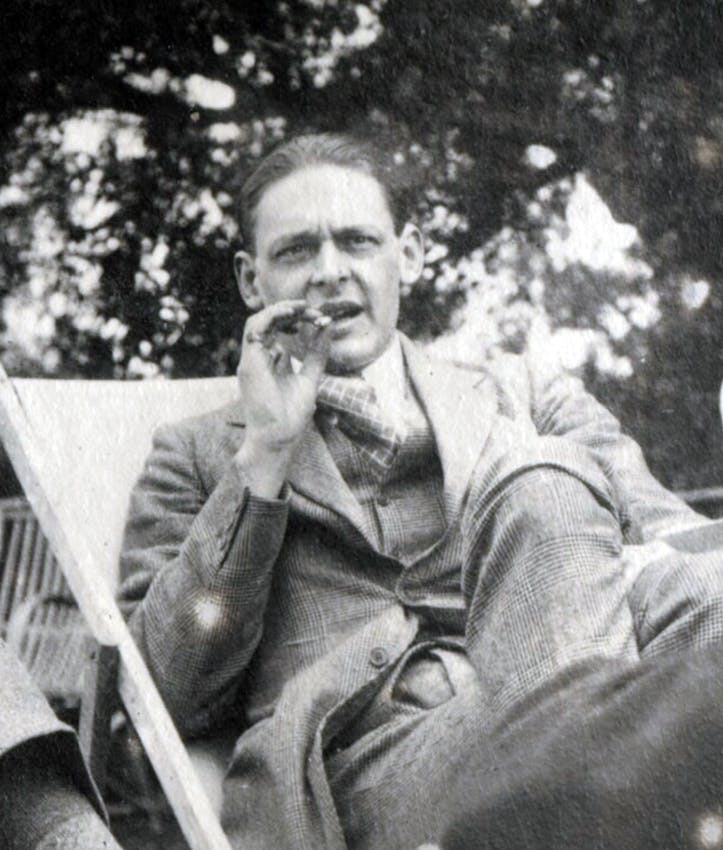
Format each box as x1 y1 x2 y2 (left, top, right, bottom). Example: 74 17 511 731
344 234 378 250
277 243 313 261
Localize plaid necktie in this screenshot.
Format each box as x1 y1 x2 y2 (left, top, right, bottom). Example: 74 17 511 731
317 374 402 474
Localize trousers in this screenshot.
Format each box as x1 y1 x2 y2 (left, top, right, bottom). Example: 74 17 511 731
325 451 723 850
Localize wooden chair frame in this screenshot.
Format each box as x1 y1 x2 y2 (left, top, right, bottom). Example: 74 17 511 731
0 364 235 850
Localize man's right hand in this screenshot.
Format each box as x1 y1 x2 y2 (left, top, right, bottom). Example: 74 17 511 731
234 300 332 498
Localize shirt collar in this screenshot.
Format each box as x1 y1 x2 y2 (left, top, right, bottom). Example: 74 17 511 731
360 334 406 416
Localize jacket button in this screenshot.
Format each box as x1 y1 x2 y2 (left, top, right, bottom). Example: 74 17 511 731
369 647 389 668
376 494 390 507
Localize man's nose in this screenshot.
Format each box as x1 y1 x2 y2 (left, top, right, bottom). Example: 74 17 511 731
310 239 349 288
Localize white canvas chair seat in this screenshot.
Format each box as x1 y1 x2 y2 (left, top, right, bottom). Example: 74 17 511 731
2 376 238 598
0 367 237 850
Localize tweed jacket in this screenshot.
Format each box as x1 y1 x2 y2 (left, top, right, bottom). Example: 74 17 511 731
119 336 704 846
0 639 102 811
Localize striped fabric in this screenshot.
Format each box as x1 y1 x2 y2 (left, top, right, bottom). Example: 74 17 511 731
317 375 402 475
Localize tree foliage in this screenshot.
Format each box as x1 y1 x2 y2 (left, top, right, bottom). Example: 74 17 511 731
0 0 721 488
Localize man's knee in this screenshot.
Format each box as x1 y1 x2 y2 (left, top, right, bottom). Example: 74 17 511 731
462 464 623 604
630 551 723 654
462 431 621 551
494 467 618 543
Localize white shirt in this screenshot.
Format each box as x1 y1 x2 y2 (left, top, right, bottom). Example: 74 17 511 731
360 334 409 438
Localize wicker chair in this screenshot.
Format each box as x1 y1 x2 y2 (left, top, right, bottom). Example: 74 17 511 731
0 497 86 711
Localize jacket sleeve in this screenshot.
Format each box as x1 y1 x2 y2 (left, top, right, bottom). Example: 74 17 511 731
490 351 707 545
118 421 289 736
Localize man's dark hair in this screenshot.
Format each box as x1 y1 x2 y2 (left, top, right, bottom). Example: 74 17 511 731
240 133 414 249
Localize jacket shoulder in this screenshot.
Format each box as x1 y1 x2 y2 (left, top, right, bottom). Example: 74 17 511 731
475 351 534 418
147 398 244 491
154 398 243 443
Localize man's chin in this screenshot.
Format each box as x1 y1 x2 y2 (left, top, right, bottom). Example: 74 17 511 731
325 336 393 375
325 355 367 376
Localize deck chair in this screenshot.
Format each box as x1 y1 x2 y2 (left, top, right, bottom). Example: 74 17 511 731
0 364 237 850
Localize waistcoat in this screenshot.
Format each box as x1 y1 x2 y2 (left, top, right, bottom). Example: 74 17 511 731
317 383 447 564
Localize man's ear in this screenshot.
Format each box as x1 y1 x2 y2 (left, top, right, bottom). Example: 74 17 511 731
398 223 425 285
234 250 264 310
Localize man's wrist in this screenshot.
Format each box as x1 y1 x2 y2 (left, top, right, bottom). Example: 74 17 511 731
234 434 296 499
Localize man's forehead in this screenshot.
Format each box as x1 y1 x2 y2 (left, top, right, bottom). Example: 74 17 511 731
253 163 394 242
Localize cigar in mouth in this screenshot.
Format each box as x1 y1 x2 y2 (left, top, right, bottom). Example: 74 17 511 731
272 301 362 333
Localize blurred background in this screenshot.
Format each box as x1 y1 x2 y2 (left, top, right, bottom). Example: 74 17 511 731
0 0 721 493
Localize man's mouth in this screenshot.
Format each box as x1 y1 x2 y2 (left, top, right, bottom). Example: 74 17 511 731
271 301 364 334
319 301 364 322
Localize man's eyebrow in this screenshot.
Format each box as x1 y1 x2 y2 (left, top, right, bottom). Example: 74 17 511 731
333 225 385 239
268 224 384 253
268 229 320 251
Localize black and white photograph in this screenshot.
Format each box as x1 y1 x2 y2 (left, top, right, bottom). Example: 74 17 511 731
0 2 722 848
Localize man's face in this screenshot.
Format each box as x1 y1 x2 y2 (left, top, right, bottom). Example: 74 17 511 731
235 163 423 373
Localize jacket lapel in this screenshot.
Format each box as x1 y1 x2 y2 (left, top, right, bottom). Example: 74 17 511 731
401 336 499 526
286 425 374 542
225 401 374 544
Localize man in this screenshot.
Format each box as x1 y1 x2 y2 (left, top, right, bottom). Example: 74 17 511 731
0 639 122 849
119 133 722 849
